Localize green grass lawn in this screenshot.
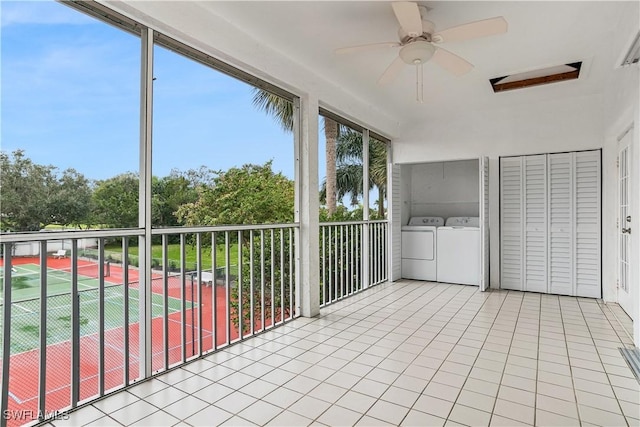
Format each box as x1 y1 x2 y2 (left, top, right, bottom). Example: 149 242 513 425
104 243 239 271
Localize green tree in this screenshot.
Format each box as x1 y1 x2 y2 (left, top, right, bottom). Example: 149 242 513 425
151 168 212 227
91 173 139 228
251 89 340 215
176 161 295 333
1 150 57 231
48 168 93 228
176 161 294 226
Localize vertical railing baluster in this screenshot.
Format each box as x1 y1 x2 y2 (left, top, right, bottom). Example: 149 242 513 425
249 231 254 335
376 223 379 284
196 233 202 356
123 238 130 383
321 226 325 306
378 224 381 282
237 230 243 340
289 228 293 319
71 239 79 408
211 232 217 351
180 234 186 362
358 224 362 290
333 226 338 301
162 235 169 369
328 226 332 304
349 224 355 294
270 229 275 328
377 223 380 283
280 228 285 324
225 231 231 346
1 244 12 427
340 225 344 299
385 223 388 280
98 238 105 396
260 230 265 331
38 241 47 420
345 225 350 296
370 224 374 285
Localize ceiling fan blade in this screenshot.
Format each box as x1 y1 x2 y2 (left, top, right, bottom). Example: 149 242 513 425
432 47 474 76
392 2 423 38
433 16 508 43
335 42 400 55
378 56 405 85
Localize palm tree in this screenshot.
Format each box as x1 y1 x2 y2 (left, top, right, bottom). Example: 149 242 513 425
252 89 339 215
321 128 388 217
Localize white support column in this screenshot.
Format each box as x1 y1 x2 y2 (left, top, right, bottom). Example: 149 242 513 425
363 130 370 221
296 95 320 317
138 27 154 378
362 130 370 288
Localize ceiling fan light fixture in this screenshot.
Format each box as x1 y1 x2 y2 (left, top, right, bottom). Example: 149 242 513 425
399 41 435 65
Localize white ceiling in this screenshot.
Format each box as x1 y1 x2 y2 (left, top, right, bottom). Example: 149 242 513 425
198 1 626 124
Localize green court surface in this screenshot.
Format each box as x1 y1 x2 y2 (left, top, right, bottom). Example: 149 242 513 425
0 264 183 355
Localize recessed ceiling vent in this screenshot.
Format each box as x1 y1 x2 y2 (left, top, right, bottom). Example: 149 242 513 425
620 31 640 67
490 62 582 93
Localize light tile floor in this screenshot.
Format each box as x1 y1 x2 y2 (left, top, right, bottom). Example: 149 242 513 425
54 281 639 426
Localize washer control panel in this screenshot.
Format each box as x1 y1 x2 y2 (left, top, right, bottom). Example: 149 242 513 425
407 217 445 226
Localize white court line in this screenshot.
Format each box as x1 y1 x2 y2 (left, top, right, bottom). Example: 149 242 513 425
12 303 35 314
8 290 183 319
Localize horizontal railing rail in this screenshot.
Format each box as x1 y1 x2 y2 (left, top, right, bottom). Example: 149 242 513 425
0 228 144 243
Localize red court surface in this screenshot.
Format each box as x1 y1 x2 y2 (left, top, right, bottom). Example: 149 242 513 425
1 256 288 426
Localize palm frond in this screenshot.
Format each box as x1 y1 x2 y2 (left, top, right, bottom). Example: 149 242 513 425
251 89 294 132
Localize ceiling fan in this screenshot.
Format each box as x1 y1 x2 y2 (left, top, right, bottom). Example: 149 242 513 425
335 2 508 103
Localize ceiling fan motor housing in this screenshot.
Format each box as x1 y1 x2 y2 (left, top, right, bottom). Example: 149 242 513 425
399 40 436 65
398 20 436 43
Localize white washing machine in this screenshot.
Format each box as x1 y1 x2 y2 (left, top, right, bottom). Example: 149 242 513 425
437 217 481 286
401 216 444 281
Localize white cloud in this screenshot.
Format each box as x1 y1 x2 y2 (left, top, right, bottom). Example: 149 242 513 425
1 0 95 28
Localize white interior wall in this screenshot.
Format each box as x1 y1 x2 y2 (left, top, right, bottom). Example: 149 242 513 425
401 160 479 221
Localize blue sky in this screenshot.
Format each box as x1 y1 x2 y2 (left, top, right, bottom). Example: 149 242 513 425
1 0 303 181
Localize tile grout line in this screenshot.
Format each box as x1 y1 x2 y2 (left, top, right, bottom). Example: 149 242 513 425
532 292 543 427
485 290 527 427
575 298 631 427
556 295 581 426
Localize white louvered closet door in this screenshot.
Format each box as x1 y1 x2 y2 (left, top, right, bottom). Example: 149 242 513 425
500 157 523 290
548 153 574 295
524 155 548 293
574 151 601 298
500 151 601 297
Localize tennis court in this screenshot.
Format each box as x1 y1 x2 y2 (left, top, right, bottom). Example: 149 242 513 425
0 258 235 425
1 262 183 354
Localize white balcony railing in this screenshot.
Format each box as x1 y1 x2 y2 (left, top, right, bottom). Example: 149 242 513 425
0 224 298 426
0 220 388 426
319 220 388 307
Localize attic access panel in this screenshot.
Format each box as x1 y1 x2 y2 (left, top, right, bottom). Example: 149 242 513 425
490 62 582 93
